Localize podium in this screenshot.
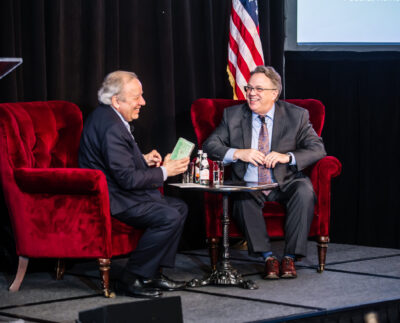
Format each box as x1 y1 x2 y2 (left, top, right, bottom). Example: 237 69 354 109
0 57 23 79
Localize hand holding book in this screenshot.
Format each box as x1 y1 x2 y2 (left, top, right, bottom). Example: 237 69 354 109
170 137 195 160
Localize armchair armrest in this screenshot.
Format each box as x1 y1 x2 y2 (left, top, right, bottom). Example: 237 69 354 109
309 156 342 235
11 167 112 258
14 168 108 195
310 156 342 191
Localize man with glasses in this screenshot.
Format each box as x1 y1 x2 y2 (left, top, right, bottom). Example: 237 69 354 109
203 66 326 280
79 71 190 298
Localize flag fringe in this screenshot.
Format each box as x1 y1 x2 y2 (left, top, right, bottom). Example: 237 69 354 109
226 65 238 100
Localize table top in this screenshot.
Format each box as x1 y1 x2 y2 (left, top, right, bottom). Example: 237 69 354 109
168 181 278 193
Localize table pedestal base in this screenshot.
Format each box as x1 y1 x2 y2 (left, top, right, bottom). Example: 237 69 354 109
187 263 258 290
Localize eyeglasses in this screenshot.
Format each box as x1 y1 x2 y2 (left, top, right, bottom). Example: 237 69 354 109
244 85 277 93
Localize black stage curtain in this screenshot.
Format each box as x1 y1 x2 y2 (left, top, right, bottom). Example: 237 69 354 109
2 1 398 252
285 51 400 249
0 0 284 265
0 0 284 154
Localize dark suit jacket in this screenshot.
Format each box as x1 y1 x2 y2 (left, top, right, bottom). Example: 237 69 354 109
79 104 164 215
202 100 326 191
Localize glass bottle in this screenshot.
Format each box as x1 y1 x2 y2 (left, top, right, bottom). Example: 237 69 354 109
194 150 202 184
200 153 210 185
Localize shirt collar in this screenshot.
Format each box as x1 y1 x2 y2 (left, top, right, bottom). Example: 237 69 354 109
110 105 132 133
252 104 275 122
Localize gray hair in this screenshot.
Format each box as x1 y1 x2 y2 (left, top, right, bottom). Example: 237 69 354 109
98 70 138 105
250 66 282 101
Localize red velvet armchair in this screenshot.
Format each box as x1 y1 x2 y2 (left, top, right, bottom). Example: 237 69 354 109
0 101 141 297
191 98 342 272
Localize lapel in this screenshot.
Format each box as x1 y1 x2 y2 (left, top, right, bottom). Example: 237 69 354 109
241 104 252 149
132 139 149 168
271 101 287 151
128 128 148 168
105 105 148 167
104 104 135 148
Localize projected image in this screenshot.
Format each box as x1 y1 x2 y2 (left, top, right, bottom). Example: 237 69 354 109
297 0 400 44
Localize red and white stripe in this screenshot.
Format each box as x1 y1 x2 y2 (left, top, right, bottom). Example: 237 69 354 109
227 0 265 99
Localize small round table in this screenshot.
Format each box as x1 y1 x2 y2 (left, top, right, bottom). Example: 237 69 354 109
169 182 278 290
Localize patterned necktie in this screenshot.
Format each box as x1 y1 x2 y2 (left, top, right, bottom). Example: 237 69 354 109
258 116 272 185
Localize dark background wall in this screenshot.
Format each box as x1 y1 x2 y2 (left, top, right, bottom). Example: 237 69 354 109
285 51 400 248
0 0 284 154
0 0 399 265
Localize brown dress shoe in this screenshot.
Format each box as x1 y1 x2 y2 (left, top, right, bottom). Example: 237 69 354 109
263 256 280 279
280 256 297 278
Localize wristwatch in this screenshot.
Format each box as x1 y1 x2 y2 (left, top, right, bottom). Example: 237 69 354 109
286 153 292 164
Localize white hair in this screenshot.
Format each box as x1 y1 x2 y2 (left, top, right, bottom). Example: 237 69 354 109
97 70 138 105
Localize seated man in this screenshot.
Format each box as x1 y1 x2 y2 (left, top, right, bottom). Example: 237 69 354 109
79 70 190 298
203 66 326 279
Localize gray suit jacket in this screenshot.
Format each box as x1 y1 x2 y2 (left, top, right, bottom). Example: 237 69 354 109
202 100 326 191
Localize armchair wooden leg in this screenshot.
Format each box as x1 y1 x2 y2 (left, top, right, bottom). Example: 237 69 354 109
9 256 29 292
317 236 330 273
98 258 115 298
55 259 65 280
207 237 219 271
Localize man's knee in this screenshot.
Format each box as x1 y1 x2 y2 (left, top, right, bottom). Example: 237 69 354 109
161 207 186 229
298 183 315 202
175 206 187 226
289 180 316 204
164 196 188 218
176 200 188 219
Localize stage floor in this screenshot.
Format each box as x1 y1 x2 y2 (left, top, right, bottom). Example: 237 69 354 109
1 241 400 322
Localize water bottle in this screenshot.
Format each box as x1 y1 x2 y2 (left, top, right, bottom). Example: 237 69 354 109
194 150 202 184
200 153 210 185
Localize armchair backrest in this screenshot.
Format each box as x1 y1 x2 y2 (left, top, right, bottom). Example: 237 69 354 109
0 101 82 170
191 98 325 147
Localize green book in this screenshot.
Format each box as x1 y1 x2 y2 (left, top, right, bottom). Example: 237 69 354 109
170 137 195 160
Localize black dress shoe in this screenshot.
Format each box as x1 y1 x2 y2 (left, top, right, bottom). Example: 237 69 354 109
116 278 163 298
144 274 186 291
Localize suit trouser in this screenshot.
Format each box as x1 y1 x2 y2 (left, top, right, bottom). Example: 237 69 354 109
113 196 188 278
232 178 315 258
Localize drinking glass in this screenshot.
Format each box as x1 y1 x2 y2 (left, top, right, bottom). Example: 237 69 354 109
219 161 224 184
182 162 194 183
213 161 224 185
188 161 194 183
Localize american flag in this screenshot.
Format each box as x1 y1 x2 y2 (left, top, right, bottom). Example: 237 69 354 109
227 0 265 100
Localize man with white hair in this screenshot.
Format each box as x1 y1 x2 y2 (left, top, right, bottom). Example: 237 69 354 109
79 71 189 298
